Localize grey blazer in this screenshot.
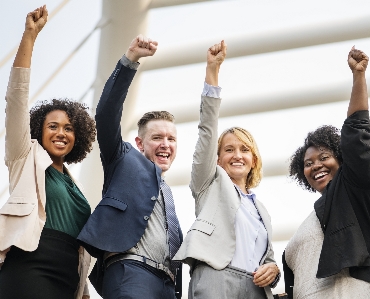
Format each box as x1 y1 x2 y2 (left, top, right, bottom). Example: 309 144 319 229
173 95 276 298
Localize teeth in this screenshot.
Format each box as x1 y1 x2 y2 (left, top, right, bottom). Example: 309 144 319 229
315 172 327 179
232 162 244 166
54 141 65 145
157 153 169 157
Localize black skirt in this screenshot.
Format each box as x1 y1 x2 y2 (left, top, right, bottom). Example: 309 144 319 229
0 228 80 299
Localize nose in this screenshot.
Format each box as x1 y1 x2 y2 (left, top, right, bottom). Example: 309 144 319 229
160 138 169 148
234 149 242 159
312 161 323 170
56 127 66 137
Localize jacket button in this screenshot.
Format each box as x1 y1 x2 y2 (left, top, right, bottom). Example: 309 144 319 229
151 196 157 201
144 216 149 220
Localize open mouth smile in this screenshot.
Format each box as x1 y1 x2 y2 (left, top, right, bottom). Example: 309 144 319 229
157 152 170 160
53 141 67 147
314 171 328 180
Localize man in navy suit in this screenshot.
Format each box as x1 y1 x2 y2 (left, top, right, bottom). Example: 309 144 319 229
78 35 182 299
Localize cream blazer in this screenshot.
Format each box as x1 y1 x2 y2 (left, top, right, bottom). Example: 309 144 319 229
173 96 276 298
0 67 90 298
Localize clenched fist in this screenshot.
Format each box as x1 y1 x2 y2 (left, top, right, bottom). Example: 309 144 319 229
348 46 368 73
125 34 158 62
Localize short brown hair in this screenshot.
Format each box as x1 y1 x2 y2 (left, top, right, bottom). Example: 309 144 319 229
217 127 262 189
137 111 175 137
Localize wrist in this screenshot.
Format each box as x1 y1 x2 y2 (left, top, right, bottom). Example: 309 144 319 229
23 29 38 42
353 70 366 79
125 50 140 63
205 65 220 86
206 63 220 73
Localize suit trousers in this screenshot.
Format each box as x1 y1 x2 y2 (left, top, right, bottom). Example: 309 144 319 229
102 260 176 299
189 263 267 299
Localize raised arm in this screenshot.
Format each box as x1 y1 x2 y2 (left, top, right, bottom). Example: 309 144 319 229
190 41 227 197
13 5 48 68
5 6 48 164
341 48 370 187
347 47 368 117
95 35 158 164
2 5 48 269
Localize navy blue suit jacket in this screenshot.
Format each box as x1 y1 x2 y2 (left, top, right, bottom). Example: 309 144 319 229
78 60 182 298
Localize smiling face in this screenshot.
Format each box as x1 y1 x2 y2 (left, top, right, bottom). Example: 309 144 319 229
217 132 255 189
135 119 177 174
303 146 340 193
42 110 75 170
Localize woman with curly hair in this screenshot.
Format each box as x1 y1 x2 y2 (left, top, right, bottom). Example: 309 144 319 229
174 41 280 299
0 6 95 299
283 47 370 298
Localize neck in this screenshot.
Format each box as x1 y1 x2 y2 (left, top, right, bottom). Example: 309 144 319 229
51 161 64 173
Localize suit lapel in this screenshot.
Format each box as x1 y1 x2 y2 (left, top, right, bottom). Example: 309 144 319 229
254 199 272 241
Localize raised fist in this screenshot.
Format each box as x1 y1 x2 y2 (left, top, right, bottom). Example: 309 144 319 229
207 40 227 68
348 46 368 73
125 34 158 62
25 5 48 36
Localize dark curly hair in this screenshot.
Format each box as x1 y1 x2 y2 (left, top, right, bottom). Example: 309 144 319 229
289 125 342 192
30 99 96 164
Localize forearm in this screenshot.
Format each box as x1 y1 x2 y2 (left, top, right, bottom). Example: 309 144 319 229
348 71 368 117
190 96 221 195
95 61 136 162
205 64 220 87
5 67 32 162
13 30 37 68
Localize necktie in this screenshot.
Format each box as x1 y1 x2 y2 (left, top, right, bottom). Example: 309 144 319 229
160 179 181 273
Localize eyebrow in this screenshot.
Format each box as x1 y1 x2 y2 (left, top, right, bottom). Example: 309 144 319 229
45 121 73 126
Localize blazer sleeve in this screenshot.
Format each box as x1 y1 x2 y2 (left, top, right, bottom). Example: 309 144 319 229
5 67 32 163
341 110 370 187
190 95 221 199
95 61 137 166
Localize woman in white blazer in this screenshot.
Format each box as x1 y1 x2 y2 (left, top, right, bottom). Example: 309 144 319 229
174 41 280 298
0 6 96 299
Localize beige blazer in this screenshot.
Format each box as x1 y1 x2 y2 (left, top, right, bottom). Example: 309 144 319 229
0 67 90 298
173 96 276 298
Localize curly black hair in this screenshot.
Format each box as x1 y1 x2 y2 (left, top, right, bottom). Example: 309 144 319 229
289 125 342 192
30 99 96 164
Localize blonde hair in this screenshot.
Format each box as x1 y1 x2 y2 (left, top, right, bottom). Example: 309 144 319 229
217 127 262 188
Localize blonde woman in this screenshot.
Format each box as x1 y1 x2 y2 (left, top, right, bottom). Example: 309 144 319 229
174 41 280 299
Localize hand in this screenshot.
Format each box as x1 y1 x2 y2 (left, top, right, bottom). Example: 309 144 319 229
125 34 158 62
253 262 280 288
25 5 48 38
348 46 368 73
207 40 227 68
205 40 227 86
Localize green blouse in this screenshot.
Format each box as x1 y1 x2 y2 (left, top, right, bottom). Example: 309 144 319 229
44 166 91 238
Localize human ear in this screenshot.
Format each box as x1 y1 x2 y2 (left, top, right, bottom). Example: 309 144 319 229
252 156 256 168
135 136 144 152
